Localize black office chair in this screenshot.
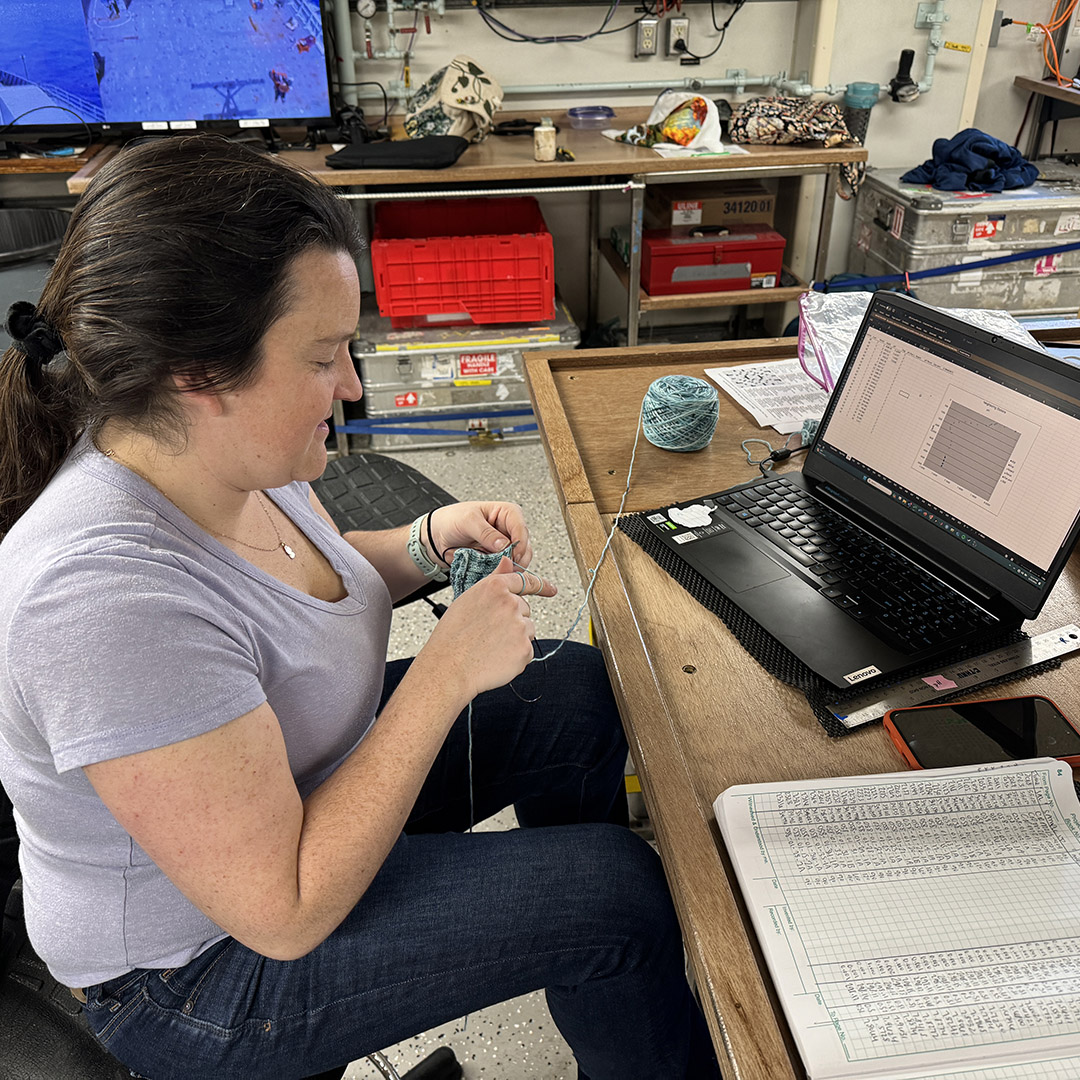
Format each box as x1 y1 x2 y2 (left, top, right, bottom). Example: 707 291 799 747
0 454 463 1080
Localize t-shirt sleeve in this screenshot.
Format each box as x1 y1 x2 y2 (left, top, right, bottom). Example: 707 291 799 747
8 549 268 773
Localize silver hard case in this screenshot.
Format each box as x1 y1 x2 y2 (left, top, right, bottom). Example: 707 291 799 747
846 164 1080 313
348 297 579 451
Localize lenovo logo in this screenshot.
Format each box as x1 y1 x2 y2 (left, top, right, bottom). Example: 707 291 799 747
843 665 882 685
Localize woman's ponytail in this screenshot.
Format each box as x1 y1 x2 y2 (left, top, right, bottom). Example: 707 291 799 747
0 304 82 539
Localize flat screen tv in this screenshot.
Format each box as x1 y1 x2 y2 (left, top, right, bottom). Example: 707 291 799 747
0 0 335 141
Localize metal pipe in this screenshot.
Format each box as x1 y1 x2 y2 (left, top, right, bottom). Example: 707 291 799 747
498 75 776 96
329 0 357 106
917 0 947 93
370 73 849 104
337 181 645 201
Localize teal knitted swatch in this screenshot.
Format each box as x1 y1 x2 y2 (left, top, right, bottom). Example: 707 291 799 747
450 542 517 599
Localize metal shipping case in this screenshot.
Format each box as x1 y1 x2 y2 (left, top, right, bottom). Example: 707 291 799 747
343 296 579 451
847 165 1080 313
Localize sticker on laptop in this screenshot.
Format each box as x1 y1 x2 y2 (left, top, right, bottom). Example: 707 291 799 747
843 664 882 685
647 513 667 524
668 504 713 528
672 532 697 544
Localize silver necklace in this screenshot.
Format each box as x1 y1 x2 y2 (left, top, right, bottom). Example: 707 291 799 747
101 447 297 560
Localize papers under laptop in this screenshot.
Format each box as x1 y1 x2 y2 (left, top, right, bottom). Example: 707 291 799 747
646 292 1080 690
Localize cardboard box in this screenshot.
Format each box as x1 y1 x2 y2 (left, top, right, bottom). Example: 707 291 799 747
645 181 775 230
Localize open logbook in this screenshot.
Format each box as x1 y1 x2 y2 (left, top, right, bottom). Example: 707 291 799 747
713 759 1080 1080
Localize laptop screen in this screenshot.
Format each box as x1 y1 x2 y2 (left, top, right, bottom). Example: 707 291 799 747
806 293 1080 618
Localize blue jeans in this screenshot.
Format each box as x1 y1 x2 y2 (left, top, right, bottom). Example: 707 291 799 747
82 642 720 1080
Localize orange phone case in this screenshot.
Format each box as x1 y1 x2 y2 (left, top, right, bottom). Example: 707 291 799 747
883 695 1080 769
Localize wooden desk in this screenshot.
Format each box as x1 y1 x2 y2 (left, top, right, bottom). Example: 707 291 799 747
0 143 107 179
66 116 866 346
523 340 1080 1080
1013 75 1080 160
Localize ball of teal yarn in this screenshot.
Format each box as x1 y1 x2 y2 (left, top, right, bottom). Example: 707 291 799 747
641 375 719 452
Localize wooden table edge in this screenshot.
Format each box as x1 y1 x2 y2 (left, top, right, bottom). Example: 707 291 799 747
527 342 811 1079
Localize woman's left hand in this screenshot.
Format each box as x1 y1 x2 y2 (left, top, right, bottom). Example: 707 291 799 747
427 501 533 570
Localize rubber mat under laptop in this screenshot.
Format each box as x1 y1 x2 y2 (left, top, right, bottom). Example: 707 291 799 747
617 511 1061 738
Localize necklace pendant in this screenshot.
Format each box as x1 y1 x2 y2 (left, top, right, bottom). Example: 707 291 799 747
282 543 296 560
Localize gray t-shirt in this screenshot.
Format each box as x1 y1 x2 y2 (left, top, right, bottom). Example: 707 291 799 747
0 439 392 987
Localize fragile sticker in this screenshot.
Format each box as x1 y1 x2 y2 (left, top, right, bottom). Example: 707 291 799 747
1055 212 1080 235
889 204 904 239
1035 253 1062 275
458 352 499 377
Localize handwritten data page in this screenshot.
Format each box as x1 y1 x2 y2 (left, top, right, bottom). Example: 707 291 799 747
705 358 830 435
714 760 1080 1080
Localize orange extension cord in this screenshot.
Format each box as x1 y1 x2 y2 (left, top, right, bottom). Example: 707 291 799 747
1031 0 1079 86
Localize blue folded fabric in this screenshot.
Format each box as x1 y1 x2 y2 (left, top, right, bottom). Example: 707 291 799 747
900 128 1038 192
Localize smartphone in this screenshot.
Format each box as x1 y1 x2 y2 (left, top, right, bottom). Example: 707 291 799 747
883 695 1080 769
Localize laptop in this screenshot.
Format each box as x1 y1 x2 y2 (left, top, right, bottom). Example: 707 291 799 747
645 292 1080 690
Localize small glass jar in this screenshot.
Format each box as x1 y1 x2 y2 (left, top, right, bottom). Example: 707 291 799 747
533 119 556 162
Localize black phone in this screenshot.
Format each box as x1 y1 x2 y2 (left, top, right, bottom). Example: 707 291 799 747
883 695 1080 769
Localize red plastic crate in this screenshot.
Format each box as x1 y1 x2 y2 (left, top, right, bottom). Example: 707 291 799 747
371 197 555 328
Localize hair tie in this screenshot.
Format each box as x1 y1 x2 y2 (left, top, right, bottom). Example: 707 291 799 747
5 301 64 383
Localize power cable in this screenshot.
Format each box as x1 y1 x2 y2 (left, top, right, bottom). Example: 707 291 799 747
476 1 624 44
0 106 94 148
677 0 745 62
336 81 390 127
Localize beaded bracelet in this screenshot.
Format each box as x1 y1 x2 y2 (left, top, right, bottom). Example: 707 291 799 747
407 514 448 582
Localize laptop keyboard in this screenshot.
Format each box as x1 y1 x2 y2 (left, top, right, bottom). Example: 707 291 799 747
715 477 997 655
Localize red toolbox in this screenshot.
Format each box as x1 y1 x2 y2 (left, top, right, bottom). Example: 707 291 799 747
371 196 555 328
640 225 786 296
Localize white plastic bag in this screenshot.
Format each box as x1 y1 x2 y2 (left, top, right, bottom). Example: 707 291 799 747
797 291 1043 391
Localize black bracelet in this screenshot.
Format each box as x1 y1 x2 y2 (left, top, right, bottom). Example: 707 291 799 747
426 506 449 568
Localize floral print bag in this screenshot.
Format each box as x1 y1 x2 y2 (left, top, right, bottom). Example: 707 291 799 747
404 56 503 143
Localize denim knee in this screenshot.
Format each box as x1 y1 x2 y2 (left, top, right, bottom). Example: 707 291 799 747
564 824 681 960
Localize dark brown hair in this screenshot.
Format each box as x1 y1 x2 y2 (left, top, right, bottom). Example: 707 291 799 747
0 134 364 537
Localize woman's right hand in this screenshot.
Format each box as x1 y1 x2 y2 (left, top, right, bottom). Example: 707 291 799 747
421 557 557 699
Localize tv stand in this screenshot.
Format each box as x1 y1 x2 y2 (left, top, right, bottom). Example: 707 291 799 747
0 143 104 176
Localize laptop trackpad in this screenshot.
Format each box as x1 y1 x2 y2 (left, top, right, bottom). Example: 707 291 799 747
694 533 790 593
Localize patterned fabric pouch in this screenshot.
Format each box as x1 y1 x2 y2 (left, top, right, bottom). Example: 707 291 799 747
729 96 864 198
404 56 503 143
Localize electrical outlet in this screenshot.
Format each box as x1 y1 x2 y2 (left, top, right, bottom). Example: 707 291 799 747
635 18 658 57
667 17 690 57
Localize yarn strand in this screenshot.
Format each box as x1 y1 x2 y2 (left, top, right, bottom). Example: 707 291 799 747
531 375 717 661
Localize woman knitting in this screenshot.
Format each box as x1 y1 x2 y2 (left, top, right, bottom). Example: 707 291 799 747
0 135 719 1080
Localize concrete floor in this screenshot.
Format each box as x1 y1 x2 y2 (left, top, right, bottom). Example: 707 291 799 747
344 439 588 1080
